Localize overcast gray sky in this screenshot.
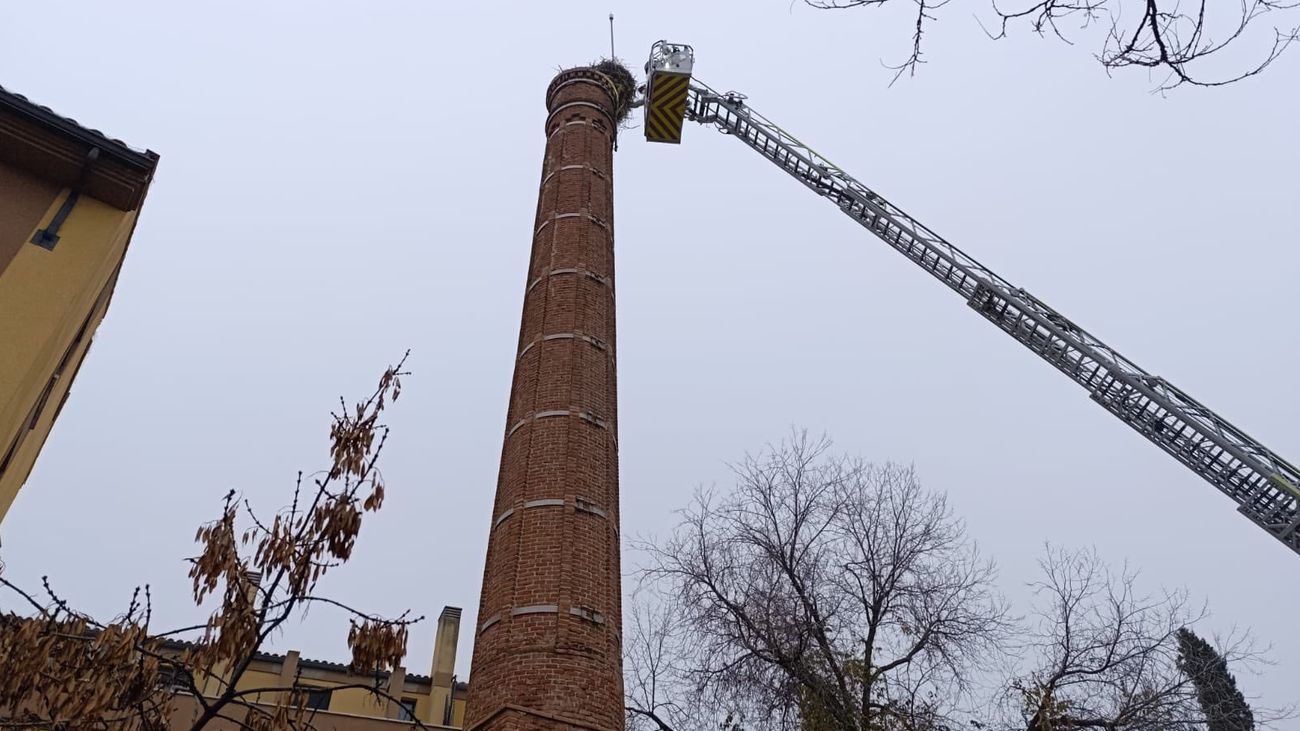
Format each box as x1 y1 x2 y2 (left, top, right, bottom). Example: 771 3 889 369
2 0 1297 714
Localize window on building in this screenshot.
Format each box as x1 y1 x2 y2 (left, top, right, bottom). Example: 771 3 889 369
398 698 418 721
158 662 195 693
295 686 332 711
307 687 332 711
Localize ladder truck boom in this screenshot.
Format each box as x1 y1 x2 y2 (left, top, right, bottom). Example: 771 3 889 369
640 41 1300 556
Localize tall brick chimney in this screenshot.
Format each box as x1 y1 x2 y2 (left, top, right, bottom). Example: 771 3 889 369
464 67 624 731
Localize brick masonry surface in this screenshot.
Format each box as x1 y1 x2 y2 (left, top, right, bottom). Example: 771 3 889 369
464 68 624 731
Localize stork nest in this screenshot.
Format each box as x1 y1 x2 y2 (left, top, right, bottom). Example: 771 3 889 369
589 58 637 125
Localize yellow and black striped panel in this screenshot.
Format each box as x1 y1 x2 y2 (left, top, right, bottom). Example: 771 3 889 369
645 71 690 144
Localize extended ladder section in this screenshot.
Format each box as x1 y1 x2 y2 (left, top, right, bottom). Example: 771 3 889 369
643 43 1300 556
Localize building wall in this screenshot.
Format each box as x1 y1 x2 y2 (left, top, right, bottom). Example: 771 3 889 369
0 163 60 273
0 168 141 519
166 605 465 727
167 693 463 731
177 655 467 728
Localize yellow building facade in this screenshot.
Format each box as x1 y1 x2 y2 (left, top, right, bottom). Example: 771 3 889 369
0 85 158 521
163 606 468 731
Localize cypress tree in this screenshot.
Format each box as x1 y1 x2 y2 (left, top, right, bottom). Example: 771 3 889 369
1176 627 1254 731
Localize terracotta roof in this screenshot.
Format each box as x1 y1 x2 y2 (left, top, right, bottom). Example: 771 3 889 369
0 85 148 155
158 636 460 688
0 84 158 211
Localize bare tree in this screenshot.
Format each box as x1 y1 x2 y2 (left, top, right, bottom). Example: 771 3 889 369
0 355 426 731
629 432 1011 731
627 437 1294 731
624 592 745 731
994 546 1290 731
806 0 1299 88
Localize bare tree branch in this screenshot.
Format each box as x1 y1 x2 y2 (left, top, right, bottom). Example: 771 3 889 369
807 0 1300 88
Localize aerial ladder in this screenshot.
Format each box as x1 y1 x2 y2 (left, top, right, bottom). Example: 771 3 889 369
640 41 1300 556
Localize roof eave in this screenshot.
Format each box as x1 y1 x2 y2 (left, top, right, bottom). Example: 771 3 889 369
0 86 159 211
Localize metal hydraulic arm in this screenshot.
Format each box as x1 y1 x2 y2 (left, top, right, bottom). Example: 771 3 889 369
641 42 1300 556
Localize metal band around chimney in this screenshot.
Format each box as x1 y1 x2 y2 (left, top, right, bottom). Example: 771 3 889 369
546 69 617 103
575 496 607 519
583 269 612 288
511 604 559 617
479 612 502 633
523 499 565 509
527 267 612 295
568 606 606 625
545 77 617 128
534 211 611 238
547 74 610 104
507 409 572 437
527 267 577 292
542 164 607 187
547 118 593 140
547 100 616 130
532 212 579 236
517 332 610 361
494 497 582 530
